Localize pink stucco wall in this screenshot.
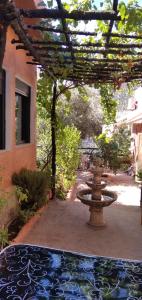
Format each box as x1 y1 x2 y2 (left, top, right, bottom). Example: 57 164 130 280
0 0 40 225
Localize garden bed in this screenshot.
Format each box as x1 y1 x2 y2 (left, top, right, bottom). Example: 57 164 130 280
8 217 24 241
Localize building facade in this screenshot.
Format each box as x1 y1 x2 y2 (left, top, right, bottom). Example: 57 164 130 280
0 0 38 225
117 87 142 177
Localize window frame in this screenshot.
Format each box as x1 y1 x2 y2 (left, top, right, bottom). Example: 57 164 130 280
15 79 31 145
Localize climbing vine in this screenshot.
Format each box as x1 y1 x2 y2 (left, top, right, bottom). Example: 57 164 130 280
37 73 83 198
99 84 117 124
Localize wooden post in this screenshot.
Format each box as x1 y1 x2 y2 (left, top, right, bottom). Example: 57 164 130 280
0 0 10 70
140 183 142 225
0 24 7 71
51 81 57 200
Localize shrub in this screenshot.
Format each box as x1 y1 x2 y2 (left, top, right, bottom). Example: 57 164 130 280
137 169 142 181
12 168 49 210
95 125 131 173
56 125 81 195
18 209 35 224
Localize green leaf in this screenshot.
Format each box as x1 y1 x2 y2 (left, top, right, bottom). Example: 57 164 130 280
118 2 127 20
47 0 53 8
63 3 71 10
64 89 71 101
117 20 124 31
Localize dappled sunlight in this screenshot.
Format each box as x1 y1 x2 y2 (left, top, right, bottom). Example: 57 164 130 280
74 183 88 202
78 171 91 180
74 198 80 202
78 183 88 190
108 185 140 206
74 172 141 206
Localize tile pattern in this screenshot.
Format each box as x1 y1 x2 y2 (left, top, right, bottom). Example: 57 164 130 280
0 244 142 299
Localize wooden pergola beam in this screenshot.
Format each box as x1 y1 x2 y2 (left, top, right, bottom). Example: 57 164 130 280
0 0 14 69
27 25 98 36
0 0 142 84
0 0 56 80
55 0 75 68
27 25 142 40
20 8 121 21
12 38 142 49
10 19 56 81
105 0 118 47
47 69 115 78
17 45 134 55
28 54 142 64
31 58 128 70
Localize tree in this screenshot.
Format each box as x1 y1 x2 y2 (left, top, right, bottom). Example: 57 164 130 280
58 86 103 138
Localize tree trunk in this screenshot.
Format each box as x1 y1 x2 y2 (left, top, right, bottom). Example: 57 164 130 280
51 81 57 200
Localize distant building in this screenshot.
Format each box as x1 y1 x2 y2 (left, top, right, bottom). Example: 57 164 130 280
117 86 142 176
81 137 96 149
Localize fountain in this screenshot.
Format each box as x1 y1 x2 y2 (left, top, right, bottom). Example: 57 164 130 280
77 158 117 228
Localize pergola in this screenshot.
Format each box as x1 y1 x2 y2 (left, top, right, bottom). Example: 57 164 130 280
0 0 142 198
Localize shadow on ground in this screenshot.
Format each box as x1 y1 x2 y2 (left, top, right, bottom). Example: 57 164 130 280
14 171 142 260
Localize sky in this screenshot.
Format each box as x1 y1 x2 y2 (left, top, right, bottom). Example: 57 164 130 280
43 0 142 8
94 0 142 7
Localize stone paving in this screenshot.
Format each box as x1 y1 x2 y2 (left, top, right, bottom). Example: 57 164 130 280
14 172 142 260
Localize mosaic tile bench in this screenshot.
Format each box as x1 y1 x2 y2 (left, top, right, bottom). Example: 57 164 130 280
0 244 142 299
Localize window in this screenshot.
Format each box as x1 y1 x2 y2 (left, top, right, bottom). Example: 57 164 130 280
15 79 31 144
0 70 5 149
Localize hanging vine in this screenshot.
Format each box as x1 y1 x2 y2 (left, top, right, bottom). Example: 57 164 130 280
99 84 117 124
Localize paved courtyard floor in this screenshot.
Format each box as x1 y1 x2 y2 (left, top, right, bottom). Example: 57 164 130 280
14 172 142 260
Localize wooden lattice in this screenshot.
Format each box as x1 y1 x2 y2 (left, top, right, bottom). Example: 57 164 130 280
1 0 142 84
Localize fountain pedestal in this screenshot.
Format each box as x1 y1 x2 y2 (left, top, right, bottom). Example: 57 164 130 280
89 206 105 227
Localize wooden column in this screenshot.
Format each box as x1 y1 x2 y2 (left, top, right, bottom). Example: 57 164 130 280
0 0 10 70
51 81 57 200
0 24 7 71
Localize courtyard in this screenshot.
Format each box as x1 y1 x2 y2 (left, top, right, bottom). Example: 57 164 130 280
13 171 142 260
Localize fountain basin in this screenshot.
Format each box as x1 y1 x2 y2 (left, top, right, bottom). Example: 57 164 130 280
77 189 117 228
86 180 107 190
77 189 117 208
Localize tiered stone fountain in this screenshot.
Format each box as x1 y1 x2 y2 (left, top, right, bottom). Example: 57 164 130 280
77 158 117 228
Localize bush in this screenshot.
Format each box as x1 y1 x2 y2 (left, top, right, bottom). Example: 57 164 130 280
137 169 142 181
18 209 35 224
95 125 131 173
56 125 81 196
12 168 49 210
